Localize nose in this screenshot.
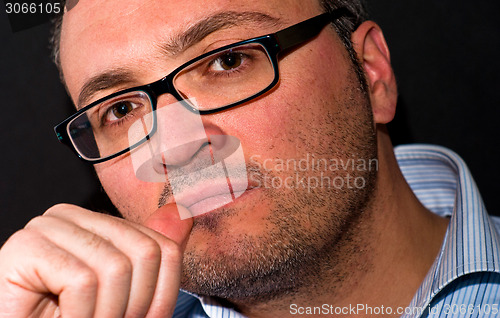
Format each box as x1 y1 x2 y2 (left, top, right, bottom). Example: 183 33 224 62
150 96 224 173
128 95 233 182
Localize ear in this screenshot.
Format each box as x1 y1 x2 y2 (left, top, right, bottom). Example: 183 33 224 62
352 22 397 124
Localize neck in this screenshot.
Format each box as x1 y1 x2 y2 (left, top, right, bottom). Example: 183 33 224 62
235 128 449 318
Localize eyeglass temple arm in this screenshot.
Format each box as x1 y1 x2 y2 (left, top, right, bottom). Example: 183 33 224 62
275 8 353 52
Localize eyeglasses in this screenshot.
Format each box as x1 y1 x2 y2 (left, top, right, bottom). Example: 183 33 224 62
54 8 349 163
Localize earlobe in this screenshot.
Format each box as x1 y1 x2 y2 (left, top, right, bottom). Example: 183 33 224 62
352 22 398 124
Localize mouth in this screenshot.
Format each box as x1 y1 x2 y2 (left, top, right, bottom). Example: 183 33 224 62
167 178 257 218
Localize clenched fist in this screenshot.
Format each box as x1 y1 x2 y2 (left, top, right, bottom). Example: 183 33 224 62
0 203 193 317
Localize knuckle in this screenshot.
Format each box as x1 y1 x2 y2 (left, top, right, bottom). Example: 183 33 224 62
72 269 98 291
44 203 80 216
6 228 31 243
24 215 48 230
1 229 36 251
160 240 183 262
135 237 161 263
104 253 133 278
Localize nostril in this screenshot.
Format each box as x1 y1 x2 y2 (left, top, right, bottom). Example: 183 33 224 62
154 137 210 169
208 134 223 151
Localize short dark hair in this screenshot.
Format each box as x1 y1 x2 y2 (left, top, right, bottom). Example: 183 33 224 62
50 0 369 87
320 0 369 90
49 0 65 81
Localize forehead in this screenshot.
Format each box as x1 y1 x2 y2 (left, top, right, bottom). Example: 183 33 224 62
59 0 321 101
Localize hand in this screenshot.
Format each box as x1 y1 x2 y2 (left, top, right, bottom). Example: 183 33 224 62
0 203 193 318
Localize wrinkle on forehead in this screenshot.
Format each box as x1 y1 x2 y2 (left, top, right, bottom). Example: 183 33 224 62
62 0 314 42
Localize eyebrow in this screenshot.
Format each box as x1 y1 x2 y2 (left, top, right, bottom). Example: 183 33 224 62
161 11 282 55
77 69 137 108
77 11 282 108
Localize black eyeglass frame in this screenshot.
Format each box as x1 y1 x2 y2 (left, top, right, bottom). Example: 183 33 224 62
54 8 351 163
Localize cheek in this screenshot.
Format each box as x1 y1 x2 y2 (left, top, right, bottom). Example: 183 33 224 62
226 46 349 160
95 156 163 222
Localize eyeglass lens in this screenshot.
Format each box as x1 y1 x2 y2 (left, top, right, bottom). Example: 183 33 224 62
67 42 275 160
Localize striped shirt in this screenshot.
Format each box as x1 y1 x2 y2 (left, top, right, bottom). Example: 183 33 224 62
173 144 500 318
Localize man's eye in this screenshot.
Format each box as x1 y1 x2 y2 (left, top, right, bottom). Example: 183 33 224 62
105 101 139 122
212 52 244 71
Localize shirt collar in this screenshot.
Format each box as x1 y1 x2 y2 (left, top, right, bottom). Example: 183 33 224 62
395 144 500 314
174 289 245 318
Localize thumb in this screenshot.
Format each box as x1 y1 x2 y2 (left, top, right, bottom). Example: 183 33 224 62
144 204 193 248
141 204 193 317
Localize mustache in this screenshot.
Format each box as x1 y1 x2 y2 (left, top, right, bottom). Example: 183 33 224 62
158 162 265 208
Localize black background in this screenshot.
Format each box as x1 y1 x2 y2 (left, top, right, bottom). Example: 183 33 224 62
1 1 499 243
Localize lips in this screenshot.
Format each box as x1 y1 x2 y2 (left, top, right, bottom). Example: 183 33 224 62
167 178 255 218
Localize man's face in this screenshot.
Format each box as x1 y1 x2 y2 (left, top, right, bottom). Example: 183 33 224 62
59 0 377 301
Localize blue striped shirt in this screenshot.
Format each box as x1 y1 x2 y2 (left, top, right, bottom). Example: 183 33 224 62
173 144 500 317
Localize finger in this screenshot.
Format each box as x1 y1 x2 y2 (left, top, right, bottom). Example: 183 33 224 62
25 215 132 318
44 204 178 317
44 203 193 318
0 229 97 318
142 204 193 317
